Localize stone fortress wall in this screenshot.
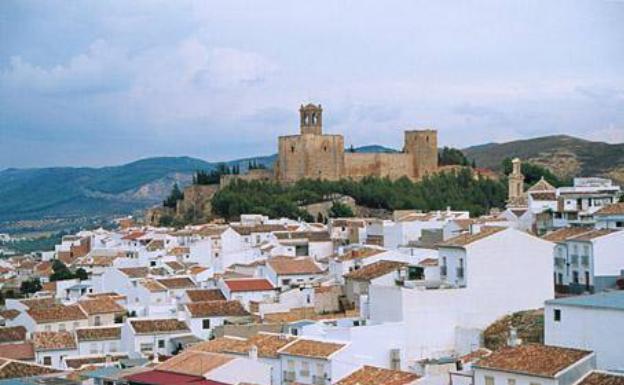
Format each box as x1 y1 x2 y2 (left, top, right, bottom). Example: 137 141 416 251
275 103 438 182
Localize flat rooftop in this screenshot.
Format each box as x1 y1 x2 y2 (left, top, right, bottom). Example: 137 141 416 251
545 291 624 311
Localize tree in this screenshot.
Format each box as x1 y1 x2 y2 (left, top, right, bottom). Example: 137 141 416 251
438 147 469 166
163 183 184 208
328 202 355 218
75 268 88 281
502 158 566 187
20 278 42 295
50 260 75 282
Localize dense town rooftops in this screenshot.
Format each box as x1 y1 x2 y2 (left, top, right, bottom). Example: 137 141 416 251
529 192 557 201
278 339 346 359
190 333 297 358
545 291 624 311
438 226 507 248
32 331 77 351
156 277 195 289
118 267 149 278
224 278 275 292
130 319 190 335
27 304 87 323
19 297 56 309
335 247 384 261
344 260 407 281
64 353 129 370
78 298 125 315
165 261 186 271
185 301 249 318
186 289 226 302
139 279 167 292
336 365 420 385
267 257 323 275
0 310 20 321
595 202 624 216
0 326 27 344
125 369 226 385
76 326 122 342
121 231 146 241
0 358 60 379
474 344 593 378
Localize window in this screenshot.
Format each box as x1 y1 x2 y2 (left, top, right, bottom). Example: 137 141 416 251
73 322 80 329
59 323 66 331
45 325 52 331
109 342 118 352
300 361 310 377
158 339 165 348
94 315 101 326
43 356 52 366
140 343 153 353
485 376 495 385
288 359 295 370
316 363 324 376
202 319 211 329
90 343 98 354
282 279 291 286
507 380 516 385
573 271 579 284
554 309 561 322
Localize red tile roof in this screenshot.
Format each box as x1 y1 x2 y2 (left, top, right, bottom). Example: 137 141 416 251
0 326 27 344
224 278 275 292
0 343 35 361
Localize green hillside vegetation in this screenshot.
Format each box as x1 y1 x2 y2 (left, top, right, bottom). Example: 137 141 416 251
501 157 569 187
211 168 507 221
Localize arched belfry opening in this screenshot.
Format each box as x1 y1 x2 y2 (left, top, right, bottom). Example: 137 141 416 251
300 103 322 135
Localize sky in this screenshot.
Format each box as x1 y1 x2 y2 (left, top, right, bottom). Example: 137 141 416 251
1 0 623 168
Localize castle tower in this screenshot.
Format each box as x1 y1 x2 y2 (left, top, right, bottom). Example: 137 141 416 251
508 158 524 202
300 104 322 135
404 130 438 180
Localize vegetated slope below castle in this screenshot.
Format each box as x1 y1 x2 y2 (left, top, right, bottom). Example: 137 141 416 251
463 135 624 185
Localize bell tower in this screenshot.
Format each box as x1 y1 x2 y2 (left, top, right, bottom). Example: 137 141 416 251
508 158 525 202
300 103 322 135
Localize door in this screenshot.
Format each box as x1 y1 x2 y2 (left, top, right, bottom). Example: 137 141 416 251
585 271 590 291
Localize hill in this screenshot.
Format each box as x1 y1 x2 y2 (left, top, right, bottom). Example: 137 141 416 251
463 135 624 185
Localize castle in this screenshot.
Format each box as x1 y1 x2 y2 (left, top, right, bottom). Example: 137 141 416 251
275 104 438 182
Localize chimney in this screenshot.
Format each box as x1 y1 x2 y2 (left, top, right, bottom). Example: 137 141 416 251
507 326 519 347
248 345 258 360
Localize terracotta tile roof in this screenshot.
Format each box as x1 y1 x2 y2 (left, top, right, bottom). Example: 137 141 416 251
155 350 234 376
439 226 507 247
530 192 557 201
224 278 275 292
140 278 167 292
168 247 190 257
19 297 56 309
267 257 323 276
460 348 492 363
231 224 287 236
197 226 228 237
0 326 27 344
64 353 128 369
0 358 60 379
186 301 249 318
186 289 226 302
594 202 624 216
452 219 475 230
188 266 209 275
118 267 150 278
336 365 419 385
577 372 624 385
32 331 77 351
569 228 619 241
274 231 331 242
157 277 196 289
190 333 296 358
130 319 190 335
542 227 591 242
86 292 126 300
474 344 592 378
42 281 57 293
78 297 125 315
165 261 186 271
121 231 146 241
0 342 35 361
27 304 87 323
34 261 53 276
418 258 438 267
0 310 20 321
344 260 407 281
76 326 122 341
336 247 384 261
279 339 345 359
75 255 117 267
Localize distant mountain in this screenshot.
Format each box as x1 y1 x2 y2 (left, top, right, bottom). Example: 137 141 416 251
0 145 385 223
462 135 624 185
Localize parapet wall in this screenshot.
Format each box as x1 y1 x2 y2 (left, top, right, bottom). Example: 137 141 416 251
344 152 415 180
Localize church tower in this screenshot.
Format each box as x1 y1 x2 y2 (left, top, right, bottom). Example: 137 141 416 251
508 158 525 202
300 104 322 135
